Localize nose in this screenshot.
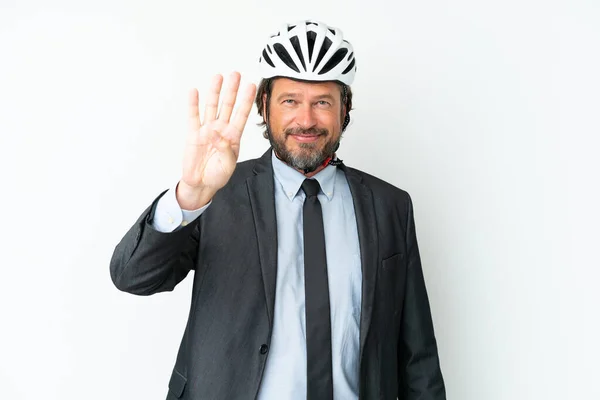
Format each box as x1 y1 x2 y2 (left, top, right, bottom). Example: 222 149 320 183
295 104 317 129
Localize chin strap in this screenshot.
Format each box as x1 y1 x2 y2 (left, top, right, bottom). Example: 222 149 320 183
301 155 344 174
328 157 344 167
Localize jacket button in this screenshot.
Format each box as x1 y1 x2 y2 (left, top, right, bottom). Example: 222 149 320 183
259 344 269 354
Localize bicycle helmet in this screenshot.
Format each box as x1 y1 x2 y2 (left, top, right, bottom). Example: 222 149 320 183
258 20 357 85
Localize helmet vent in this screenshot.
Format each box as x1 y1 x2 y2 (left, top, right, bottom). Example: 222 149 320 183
262 49 275 68
273 43 300 73
342 58 356 75
314 37 332 72
290 36 306 71
319 48 348 75
307 30 317 63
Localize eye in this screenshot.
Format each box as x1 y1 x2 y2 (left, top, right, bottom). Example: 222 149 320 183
283 99 296 104
316 100 331 107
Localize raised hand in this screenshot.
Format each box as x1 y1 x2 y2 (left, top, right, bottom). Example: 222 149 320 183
177 72 257 210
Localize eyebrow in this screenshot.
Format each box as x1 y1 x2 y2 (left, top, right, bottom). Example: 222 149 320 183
314 94 336 102
276 92 337 102
276 92 301 101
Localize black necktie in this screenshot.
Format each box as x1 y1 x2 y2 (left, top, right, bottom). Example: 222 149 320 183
301 178 334 400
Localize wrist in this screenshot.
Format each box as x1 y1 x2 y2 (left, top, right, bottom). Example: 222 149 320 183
175 181 215 210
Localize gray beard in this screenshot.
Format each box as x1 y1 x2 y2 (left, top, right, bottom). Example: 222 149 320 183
268 126 341 172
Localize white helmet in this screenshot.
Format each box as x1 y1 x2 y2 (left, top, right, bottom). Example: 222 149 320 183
258 20 357 85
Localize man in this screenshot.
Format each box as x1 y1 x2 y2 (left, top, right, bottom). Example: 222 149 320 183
110 20 446 400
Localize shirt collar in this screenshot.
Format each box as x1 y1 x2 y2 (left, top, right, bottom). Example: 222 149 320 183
271 150 337 202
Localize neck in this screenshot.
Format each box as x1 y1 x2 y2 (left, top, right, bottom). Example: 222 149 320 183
303 163 328 178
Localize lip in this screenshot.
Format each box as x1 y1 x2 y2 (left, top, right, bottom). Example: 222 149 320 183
290 134 320 143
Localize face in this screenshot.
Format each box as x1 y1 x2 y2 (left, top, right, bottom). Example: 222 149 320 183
264 78 345 172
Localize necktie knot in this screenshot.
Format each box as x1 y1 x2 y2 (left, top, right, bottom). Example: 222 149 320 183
301 179 321 198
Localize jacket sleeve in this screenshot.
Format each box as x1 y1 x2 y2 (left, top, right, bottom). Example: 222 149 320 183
109 190 202 296
397 194 446 399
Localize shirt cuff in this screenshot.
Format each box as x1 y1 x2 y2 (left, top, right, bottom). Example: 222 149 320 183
151 183 211 233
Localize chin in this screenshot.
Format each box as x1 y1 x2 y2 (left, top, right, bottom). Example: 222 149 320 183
292 142 321 153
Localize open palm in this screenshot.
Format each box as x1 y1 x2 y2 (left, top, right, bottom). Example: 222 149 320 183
179 72 256 208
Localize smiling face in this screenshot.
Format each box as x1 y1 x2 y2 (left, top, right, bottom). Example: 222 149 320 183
264 78 345 172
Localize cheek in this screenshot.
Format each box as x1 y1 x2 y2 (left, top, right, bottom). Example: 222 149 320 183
269 110 294 131
319 113 342 132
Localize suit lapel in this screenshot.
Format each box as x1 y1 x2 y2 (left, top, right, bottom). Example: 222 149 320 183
341 165 379 362
246 149 278 329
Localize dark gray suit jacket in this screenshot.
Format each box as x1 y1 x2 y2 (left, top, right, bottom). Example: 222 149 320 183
110 148 446 400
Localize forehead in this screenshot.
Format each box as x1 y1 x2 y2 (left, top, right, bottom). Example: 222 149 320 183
271 77 341 97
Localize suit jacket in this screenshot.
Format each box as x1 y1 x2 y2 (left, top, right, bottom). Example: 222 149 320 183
110 148 446 400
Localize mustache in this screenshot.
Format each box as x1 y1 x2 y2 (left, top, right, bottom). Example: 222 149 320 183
284 127 329 137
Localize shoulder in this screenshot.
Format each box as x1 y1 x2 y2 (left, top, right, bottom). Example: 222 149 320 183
342 165 415 216
344 166 410 199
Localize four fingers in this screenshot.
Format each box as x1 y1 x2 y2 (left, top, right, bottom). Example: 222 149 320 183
191 72 256 138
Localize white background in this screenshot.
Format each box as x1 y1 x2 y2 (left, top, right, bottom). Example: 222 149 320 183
1 0 599 399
